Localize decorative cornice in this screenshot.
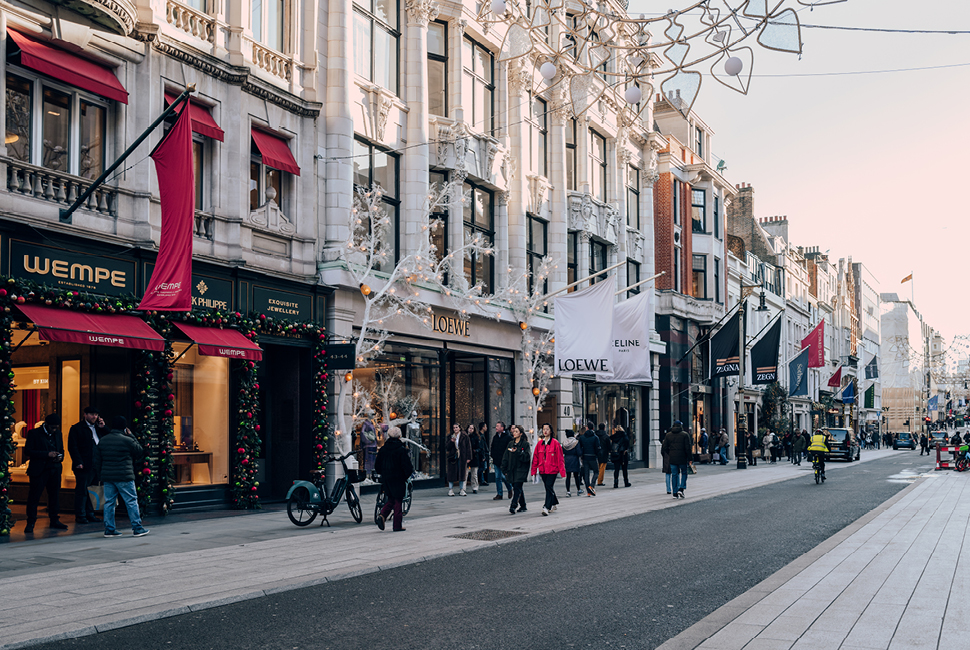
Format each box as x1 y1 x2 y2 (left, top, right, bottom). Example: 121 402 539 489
405 0 439 26
242 79 322 118
68 0 137 35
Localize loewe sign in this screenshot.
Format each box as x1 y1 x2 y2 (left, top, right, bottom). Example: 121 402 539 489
431 313 471 338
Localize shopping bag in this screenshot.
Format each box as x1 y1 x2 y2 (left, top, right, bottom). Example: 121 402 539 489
88 485 105 511
688 463 697 475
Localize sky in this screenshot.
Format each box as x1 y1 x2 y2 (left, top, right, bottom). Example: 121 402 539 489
625 0 970 345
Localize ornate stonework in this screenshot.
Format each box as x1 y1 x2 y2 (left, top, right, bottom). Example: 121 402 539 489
527 174 551 215
451 19 467 39
405 0 439 26
375 92 393 140
249 188 296 235
507 60 533 98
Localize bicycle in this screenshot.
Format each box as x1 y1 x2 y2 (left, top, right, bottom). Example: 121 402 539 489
811 453 825 484
373 473 415 525
956 446 970 472
286 451 364 527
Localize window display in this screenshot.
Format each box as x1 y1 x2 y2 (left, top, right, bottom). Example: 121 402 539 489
171 343 230 486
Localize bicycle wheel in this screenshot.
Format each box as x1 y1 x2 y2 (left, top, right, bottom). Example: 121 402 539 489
347 485 363 523
374 486 387 525
814 463 820 485
287 487 317 526
402 482 413 516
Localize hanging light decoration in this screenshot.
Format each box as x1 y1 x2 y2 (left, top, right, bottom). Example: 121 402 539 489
539 61 557 81
724 56 744 77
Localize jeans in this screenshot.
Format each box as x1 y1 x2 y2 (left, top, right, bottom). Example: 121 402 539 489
103 481 142 533
718 446 728 464
494 467 512 496
665 472 672 493
670 464 689 493
540 474 559 510
582 456 598 492
510 481 525 510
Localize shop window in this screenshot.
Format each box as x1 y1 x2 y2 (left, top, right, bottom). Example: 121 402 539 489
462 36 494 134
5 71 107 178
462 181 493 292
171 343 230 486
9 365 50 469
584 383 639 459
428 21 447 117
354 0 399 93
354 138 400 270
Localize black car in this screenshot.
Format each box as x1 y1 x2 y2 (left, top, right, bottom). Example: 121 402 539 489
824 428 860 462
928 431 948 449
893 432 916 450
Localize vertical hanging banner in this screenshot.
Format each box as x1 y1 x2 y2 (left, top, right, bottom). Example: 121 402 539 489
865 356 879 379
789 348 810 397
864 384 875 409
827 365 843 388
801 320 825 368
139 101 195 311
751 318 782 385
841 381 855 404
710 310 741 380
554 278 615 376
597 290 651 383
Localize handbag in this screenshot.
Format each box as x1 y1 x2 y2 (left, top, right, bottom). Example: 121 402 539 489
752 449 762 458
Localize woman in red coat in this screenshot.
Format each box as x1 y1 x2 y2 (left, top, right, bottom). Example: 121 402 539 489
530 423 566 516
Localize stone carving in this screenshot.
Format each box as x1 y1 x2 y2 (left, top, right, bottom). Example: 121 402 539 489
527 174 551 214
605 203 621 243
627 227 645 259
551 76 572 123
569 193 596 233
375 92 393 141
501 150 516 183
451 19 467 39
249 187 296 235
508 60 533 97
453 121 470 181
485 141 500 180
405 0 439 26
434 121 452 166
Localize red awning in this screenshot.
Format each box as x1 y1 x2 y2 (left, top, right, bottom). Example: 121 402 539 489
173 322 263 361
6 29 128 104
251 128 300 176
165 92 225 142
17 304 164 351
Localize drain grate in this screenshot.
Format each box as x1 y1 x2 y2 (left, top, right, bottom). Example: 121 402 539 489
448 529 526 541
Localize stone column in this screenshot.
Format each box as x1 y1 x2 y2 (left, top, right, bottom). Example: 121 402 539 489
505 58 531 281
402 0 438 257
547 83 569 292
323 0 355 253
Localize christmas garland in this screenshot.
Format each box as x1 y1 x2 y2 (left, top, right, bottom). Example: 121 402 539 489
0 309 16 536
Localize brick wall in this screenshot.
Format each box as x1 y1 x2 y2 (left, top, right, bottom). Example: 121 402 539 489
683 182 693 296
654 172 674 290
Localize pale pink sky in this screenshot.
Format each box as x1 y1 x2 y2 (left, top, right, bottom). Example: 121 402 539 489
627 0 970 345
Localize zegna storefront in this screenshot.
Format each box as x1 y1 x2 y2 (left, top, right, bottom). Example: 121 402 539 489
0 224 330 534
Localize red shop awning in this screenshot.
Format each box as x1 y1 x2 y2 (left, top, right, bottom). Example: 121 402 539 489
6 29 129 104
16 304 164 351
173 322 263 361
165 92 225 142
251 128 300 176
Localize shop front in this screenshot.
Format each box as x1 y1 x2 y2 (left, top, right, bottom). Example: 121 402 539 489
573 380 648 466
0 227 330 535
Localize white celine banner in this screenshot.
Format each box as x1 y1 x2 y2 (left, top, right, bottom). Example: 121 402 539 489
599 290 651 383
554 278 615 376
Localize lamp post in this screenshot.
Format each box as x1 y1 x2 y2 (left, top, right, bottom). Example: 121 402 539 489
736 282 762 469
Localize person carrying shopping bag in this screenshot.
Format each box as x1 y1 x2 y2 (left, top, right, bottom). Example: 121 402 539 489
530 423 565 516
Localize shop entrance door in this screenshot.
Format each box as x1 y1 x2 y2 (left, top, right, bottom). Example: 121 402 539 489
447 353 486 430
258 342 312 499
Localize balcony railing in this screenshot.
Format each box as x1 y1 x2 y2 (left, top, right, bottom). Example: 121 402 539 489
5 159 117 216
166 0 215 42
194 211 214 240
251 41 292 81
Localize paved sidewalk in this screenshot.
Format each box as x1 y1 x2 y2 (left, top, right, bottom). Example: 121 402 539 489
0 451 893 649
658 465 965 650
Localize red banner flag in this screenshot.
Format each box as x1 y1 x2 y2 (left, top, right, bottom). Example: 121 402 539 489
139 101 194 311
827 365 842 388
801 320 825 368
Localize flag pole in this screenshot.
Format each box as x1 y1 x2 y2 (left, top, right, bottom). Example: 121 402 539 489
541 260 625 301
614 271 665 297
59 84 196 223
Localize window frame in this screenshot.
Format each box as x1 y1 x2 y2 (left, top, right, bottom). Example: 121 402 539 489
462 180 494 292
427 20 448 118
692 254 707 299
353 0 401 94
694 125 704 158
626 259 641 298
252 0 289 52
462 36 495 135
672 179 680 225
714 257 721 304
5 68 109 179
626 165 640 230
352 136 401 266
565 118 577 191
673 246 681 292
691 188 706 233
589 128 607 202
714 194 721 239
527 213 548 295
533 95 548 178
567 231 578 292
588 239 608 285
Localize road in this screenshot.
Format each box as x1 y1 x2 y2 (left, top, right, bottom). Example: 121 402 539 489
31 453 930 650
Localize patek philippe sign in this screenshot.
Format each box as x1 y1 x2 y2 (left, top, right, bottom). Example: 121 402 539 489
554 279 615 376
144 265 233 311
253 287 312 320
9 240 136 296
431 312 471 338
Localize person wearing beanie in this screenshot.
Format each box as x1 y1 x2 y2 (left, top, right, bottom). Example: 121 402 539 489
374 426 413 531
94 415 149 538
661 420 692 499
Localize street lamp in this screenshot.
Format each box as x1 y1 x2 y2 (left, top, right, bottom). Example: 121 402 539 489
736 282 762 469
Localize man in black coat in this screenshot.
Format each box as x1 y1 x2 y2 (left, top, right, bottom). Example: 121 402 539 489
375 426 414 532
578 422 601 496
595 423 611 486
610 426 631 488
67 406 107 523
661 420 692 499
24 413 68 533
490 422 512 500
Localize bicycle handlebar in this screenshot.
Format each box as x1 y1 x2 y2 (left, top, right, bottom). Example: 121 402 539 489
321 450 357 463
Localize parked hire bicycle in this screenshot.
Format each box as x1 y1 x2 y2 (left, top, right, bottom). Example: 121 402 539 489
286 450 364 526
373 472 415 525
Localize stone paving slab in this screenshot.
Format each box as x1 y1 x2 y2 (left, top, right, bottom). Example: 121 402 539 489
0 451 893 649
659 466 970 650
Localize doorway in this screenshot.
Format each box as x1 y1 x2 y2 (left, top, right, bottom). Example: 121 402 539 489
258 342 312 499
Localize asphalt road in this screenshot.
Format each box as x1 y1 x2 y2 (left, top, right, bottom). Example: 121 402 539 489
33 452 930 650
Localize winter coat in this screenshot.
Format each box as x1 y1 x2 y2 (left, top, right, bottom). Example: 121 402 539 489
490 432 511 468
93 428 143 483
719 432 729 447
443 433 471 483
562 436 582 473
375 438 414 501
661 445 671 474
468 432 482 467
501 435 532 483
595 429 611 463
25 425 64 477
609 430 630 463
661 424 692 466
578 430 601 458
531 438 566 477
793 435 807 454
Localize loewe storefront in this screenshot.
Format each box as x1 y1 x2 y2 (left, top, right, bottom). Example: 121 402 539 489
0 226 329 533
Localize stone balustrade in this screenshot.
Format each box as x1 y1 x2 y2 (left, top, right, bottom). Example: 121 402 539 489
5 159 117 217
166 0 216 42
251 41 293 81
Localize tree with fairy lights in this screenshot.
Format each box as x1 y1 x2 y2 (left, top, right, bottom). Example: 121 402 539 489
334 181 505 454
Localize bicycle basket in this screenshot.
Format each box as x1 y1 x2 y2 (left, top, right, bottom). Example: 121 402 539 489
346 469 367 483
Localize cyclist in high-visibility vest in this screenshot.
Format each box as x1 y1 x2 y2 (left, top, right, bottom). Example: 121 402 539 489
807 430 831 480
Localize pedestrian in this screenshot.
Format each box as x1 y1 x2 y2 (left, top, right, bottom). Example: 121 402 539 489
718 429 729 465
792 430 806 466
595 423 611 486
801 430 811 462
610 424 631 488
707 427 718 460
763 431 775 463
919 432 928 455
562 430 583 496
490 421 512 500
746 431 758 466
375 426 413 532
700 428 709 461
466 423 481 494
501 424 531 514
662 420 692 499
67 406 106 524
444 423 471 496
577 422 601 497
531 423 565 516
23 414 68 533
477 421 490 487
662 436 672 494
94 416 149 538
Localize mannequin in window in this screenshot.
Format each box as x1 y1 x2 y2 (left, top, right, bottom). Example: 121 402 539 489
360 415 379 480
